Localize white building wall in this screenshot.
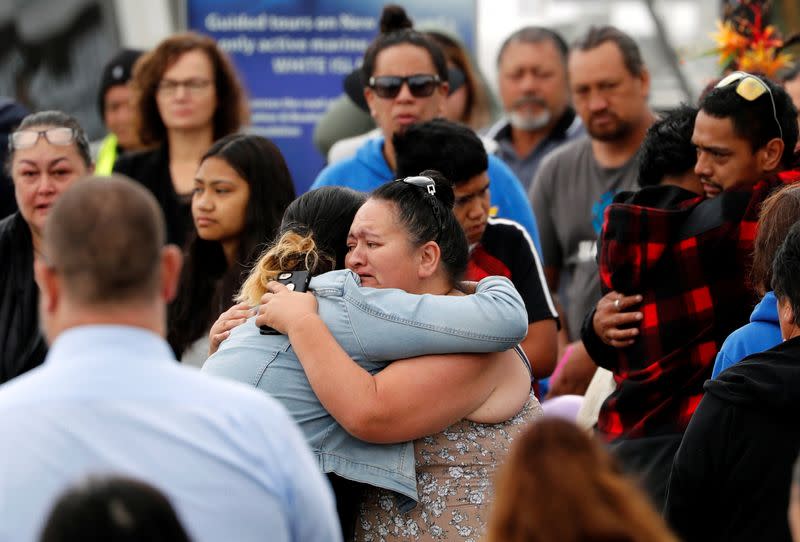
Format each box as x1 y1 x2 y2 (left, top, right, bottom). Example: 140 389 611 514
113 0 175 49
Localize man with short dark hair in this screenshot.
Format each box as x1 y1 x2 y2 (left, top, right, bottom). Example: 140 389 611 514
485 26 584 188
0 176 341 542
529 26 657 397
583 71 799 508
395 118 559 378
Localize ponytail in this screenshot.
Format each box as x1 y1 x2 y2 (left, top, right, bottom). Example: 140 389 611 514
236 231 335 305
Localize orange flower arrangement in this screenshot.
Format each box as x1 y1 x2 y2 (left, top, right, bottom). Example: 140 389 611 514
712 20 751 64
710 0 795 78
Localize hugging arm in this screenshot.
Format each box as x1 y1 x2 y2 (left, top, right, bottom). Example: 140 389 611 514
259 274 531 442
285 313 527 443
208 302 255 356
580 291 643 371
205 271 526 360
341 274 528 359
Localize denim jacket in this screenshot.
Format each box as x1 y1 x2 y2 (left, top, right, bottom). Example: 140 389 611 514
202 269 527 509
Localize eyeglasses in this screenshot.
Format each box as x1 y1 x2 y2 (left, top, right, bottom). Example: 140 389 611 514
715 71 783 141
157 78 212 95
400 175 443 232
10 127 76 150
368 74 441 99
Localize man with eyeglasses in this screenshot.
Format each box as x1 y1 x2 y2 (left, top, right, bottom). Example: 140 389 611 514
579 71 800 513
484 26 585 190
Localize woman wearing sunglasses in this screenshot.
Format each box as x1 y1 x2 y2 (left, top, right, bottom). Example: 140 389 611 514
206 172 539 540
311 6 539 246
114 32 249 248
322 6 496 160
325 26 496 165
0 111 92 383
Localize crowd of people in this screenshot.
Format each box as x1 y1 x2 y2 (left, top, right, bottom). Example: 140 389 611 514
2 2 800 541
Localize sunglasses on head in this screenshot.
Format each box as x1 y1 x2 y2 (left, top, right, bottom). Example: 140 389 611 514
715 71 783 141
399 175 443 232
401 175 437 195
10 127 77 150
368 74 441 99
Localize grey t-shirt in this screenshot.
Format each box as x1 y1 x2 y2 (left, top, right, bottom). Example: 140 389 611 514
528 136 640 339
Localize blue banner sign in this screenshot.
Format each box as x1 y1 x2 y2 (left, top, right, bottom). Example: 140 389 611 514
187 0 476 193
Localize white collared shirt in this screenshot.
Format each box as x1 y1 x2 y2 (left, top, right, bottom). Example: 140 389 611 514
0 325 340 542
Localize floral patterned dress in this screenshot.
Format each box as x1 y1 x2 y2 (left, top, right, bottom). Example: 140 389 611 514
353 393 542 541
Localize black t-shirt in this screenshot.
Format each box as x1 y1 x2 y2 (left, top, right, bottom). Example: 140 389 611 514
114 145 193 248
466 218 558 325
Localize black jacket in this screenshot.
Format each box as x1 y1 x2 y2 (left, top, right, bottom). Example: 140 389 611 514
0 212 47 382
113 145 192 247
665 335 800 542
0 98 29 220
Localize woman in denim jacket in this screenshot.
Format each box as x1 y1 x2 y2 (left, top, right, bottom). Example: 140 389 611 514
251 172 540 540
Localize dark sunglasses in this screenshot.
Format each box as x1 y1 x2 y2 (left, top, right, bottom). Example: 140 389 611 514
715 71 783 140
11 127 76 150
368 74 441 99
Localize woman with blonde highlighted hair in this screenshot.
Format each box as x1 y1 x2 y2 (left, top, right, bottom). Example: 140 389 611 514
205 172 540 540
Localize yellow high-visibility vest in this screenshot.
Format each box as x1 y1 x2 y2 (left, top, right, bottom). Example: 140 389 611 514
95 133 118 175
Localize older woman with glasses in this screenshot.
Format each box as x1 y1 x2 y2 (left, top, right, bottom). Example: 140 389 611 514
0 111 92 382
114 32 249 248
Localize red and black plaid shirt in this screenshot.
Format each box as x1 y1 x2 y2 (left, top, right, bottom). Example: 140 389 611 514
583 172 800 442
